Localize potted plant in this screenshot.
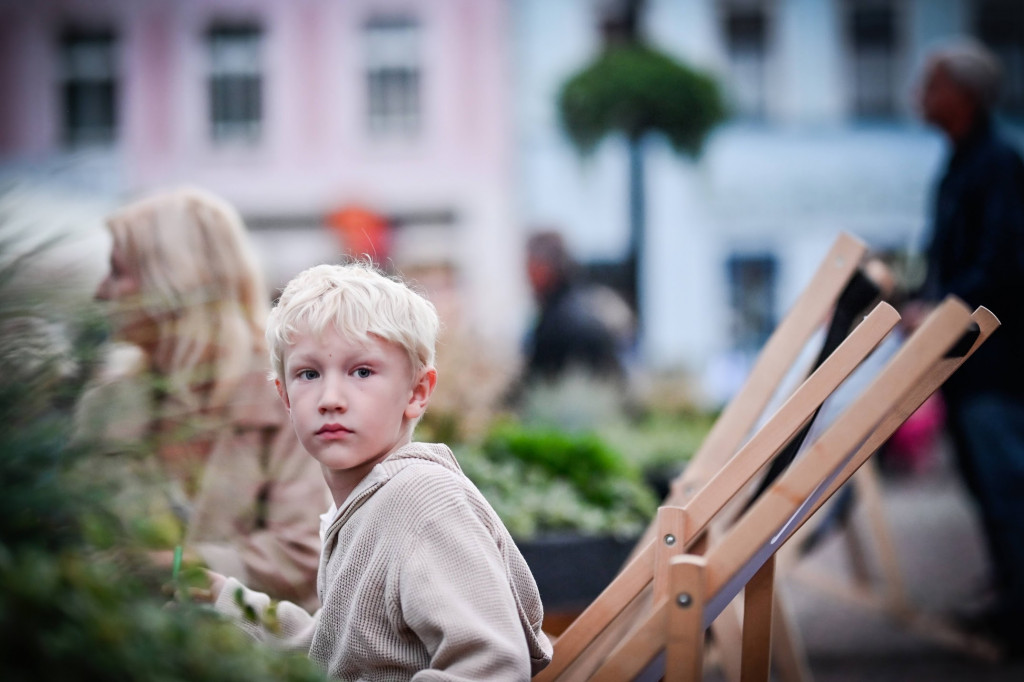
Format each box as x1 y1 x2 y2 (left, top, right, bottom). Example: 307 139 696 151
456 421 659 611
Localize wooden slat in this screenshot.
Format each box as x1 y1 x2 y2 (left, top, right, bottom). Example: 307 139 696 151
667 557 708 682
740 555 776 682
590 598 671 682
654 506 690 596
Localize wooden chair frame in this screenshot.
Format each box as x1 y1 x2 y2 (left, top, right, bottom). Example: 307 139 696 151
622 233 888 681
534 299 902 681
540 234 887 681
582 300 996 681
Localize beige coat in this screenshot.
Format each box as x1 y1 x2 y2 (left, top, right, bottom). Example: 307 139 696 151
74 343 328 610
214 442 553 681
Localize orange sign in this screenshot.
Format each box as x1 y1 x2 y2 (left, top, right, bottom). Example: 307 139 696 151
326 205 391 263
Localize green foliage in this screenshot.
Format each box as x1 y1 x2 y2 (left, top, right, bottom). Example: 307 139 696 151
483 423 637 507
597 410 717 480
558 44 727 155
0 239 326 681
457 422 658 540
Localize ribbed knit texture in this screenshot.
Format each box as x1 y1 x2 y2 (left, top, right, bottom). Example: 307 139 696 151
216 442 552 681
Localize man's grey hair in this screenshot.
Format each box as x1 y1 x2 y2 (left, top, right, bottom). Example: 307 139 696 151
930 38 1004 109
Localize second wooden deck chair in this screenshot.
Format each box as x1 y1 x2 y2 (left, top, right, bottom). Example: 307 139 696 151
534 298 903 681
538 299 996 681
623 234 886 680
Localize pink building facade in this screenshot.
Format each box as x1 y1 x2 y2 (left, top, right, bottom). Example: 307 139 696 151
0 0 526 353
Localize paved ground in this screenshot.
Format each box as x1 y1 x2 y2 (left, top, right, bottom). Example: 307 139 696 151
766 443 1024 682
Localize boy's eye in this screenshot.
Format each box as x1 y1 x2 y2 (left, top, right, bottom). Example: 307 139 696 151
297 369 319 381
354 367 373 379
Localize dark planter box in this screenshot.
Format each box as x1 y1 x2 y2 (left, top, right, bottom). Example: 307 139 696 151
515 533 637 611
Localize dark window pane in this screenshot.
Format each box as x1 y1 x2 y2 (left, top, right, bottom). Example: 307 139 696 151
59 29 117 146
727 254 777 352
723 6 769 120
208 23 263 142
364 17 421 137
846 1 899 118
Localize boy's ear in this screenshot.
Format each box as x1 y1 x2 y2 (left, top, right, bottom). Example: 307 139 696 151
404 367 437 421
275 378 291 410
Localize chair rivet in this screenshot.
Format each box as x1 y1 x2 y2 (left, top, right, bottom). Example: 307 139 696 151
664 534 676 546
677 593 692 608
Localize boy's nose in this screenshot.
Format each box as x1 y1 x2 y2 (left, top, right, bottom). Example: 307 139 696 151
318 377 347 413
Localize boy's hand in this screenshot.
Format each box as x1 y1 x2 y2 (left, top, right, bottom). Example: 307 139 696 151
164 567 227 604
189 569 227 604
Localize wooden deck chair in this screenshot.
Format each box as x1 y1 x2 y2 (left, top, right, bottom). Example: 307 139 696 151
533 300 903 681
780 305 1003 661
625 236 886 681
558 298 993 682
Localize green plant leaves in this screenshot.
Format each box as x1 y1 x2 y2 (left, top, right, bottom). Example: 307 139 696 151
458 422 658 540
558 44 727 155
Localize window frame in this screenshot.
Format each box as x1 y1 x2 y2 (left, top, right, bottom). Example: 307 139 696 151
363 15 423 138
719 2 774 122
206 21 264 144
842 0 907 121
59 27 119 148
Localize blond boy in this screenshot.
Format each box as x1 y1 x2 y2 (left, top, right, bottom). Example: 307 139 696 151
204 262 552 680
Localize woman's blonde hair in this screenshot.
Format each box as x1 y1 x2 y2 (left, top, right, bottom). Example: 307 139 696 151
105 186 268 412
266 262 439 384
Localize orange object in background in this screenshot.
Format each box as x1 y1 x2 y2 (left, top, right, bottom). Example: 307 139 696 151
327 205 391 264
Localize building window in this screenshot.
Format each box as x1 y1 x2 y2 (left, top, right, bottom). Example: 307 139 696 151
364 17 421 137
726 253 777 352
845 0 901 119
974 0 1024 118
722 4 771 120
59 29 118 147
208 23 263 143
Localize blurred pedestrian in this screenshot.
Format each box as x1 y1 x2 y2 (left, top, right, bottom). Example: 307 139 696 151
75 186 328 610
906 39 1024 657
524 230 630 380
507 230 632 424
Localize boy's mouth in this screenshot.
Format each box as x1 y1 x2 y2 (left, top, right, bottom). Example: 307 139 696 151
317 423 353 436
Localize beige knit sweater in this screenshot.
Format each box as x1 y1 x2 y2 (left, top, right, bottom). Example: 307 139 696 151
214 442 552 681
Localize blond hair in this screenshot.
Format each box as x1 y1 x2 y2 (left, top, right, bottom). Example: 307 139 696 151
266 262 439 384
105 186 268 411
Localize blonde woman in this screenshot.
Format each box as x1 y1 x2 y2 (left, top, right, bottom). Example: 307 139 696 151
76 187 328 610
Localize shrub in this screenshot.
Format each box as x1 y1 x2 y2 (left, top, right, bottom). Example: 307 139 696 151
457 421 658 540
0 238 325 682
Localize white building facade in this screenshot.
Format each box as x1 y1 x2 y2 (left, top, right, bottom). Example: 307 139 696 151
513 0 1023 403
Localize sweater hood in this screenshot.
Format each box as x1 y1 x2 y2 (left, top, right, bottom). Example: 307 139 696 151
325 442 465 539
382 441 464 475
319 441 553 675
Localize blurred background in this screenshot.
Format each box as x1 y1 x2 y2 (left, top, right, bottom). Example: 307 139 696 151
1 0 1020 406
1 1 1024 678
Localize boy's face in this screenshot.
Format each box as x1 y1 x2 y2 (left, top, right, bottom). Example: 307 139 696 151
277 324 435 504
